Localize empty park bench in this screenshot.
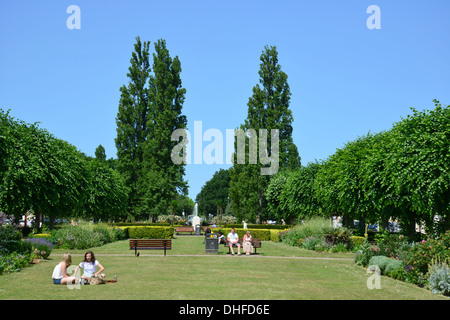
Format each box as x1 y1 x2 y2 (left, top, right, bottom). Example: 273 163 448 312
129 239 172 256
175 226 194 235
224 238 262 254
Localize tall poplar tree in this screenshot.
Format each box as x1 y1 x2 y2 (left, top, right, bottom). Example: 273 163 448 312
115 37 151 217
229 45 300 223
139 39 188 220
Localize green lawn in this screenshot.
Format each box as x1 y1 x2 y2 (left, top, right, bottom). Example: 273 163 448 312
0 236 446 300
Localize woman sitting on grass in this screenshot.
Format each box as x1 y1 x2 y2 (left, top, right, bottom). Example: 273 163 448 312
51 253 78 285
74 251 105 284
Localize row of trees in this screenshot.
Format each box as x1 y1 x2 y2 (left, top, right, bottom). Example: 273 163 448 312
0 110 129 227
266 100 450 237
195 44 449 237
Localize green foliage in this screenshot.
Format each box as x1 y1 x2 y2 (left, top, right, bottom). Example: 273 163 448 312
139 39 188 219
196 169 231 217
229 45 300 224
350 236 366 249
374 231 412 260
427 257 450 296
0 109 129 224
368 255 404 277
83 160 129 220
31 233 51 238
268 163 321 223
404 231 450 286
127 226 174 239
157 215 185 226
0 224 24 255
115 36 151 218
52 223 125 249
301 236 323 251
355 239 378 267
281 217 331 247
0 252 31 274
324 227 352 247
23 237 54 259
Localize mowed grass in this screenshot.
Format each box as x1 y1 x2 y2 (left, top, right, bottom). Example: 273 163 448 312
0 237 446 300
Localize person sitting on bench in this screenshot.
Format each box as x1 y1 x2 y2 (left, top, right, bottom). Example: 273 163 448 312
227 228 241 255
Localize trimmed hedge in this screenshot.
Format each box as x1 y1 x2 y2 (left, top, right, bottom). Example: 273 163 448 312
123 226 174 239
32 233 52 238
351 236 366 248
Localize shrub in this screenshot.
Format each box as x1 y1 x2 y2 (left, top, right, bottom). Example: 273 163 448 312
302 236 323 250
23 238 54 259
92 224 112 243
324 227 352 247
0 224 24 255
375 232 412 260
426 257 450 297
355 239 379 267
404 231 450 286
282 217 331 247
350 236 366 250
385 259 404 276
270 229 282 242
53 225 103 250
111 226 126 241
329 243 349 253
0 252 31 274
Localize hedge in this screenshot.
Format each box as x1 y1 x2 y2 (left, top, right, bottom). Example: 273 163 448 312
121 226 174 239
350 236 366 248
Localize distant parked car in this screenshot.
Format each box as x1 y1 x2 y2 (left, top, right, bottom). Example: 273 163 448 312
266 220 277 225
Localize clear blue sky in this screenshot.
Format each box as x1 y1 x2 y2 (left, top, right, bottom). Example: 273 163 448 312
1 1 449 202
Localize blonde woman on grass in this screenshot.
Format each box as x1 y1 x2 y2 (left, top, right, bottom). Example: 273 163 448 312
51 253 78 285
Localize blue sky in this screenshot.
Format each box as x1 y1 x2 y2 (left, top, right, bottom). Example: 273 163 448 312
1 1 449 202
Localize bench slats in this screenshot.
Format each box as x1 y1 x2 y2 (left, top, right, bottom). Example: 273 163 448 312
175 227 194 234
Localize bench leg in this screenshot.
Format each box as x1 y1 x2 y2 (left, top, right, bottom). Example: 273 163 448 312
135 240 138 256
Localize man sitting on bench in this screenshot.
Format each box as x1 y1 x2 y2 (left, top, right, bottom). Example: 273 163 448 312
227 228 241 255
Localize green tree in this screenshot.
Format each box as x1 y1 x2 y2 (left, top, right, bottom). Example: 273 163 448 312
386 100 450 235
82 160 129 221
229 45 300 223
0 111 89 228
95 144 106 162
139 39 188 220
115 36 151 217
196 168 231 217
314 134 375 232
280 162 323 223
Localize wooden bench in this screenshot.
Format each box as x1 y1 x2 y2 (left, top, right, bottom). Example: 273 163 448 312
129 239 172 256
224 238 262 254
175 226 194 235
